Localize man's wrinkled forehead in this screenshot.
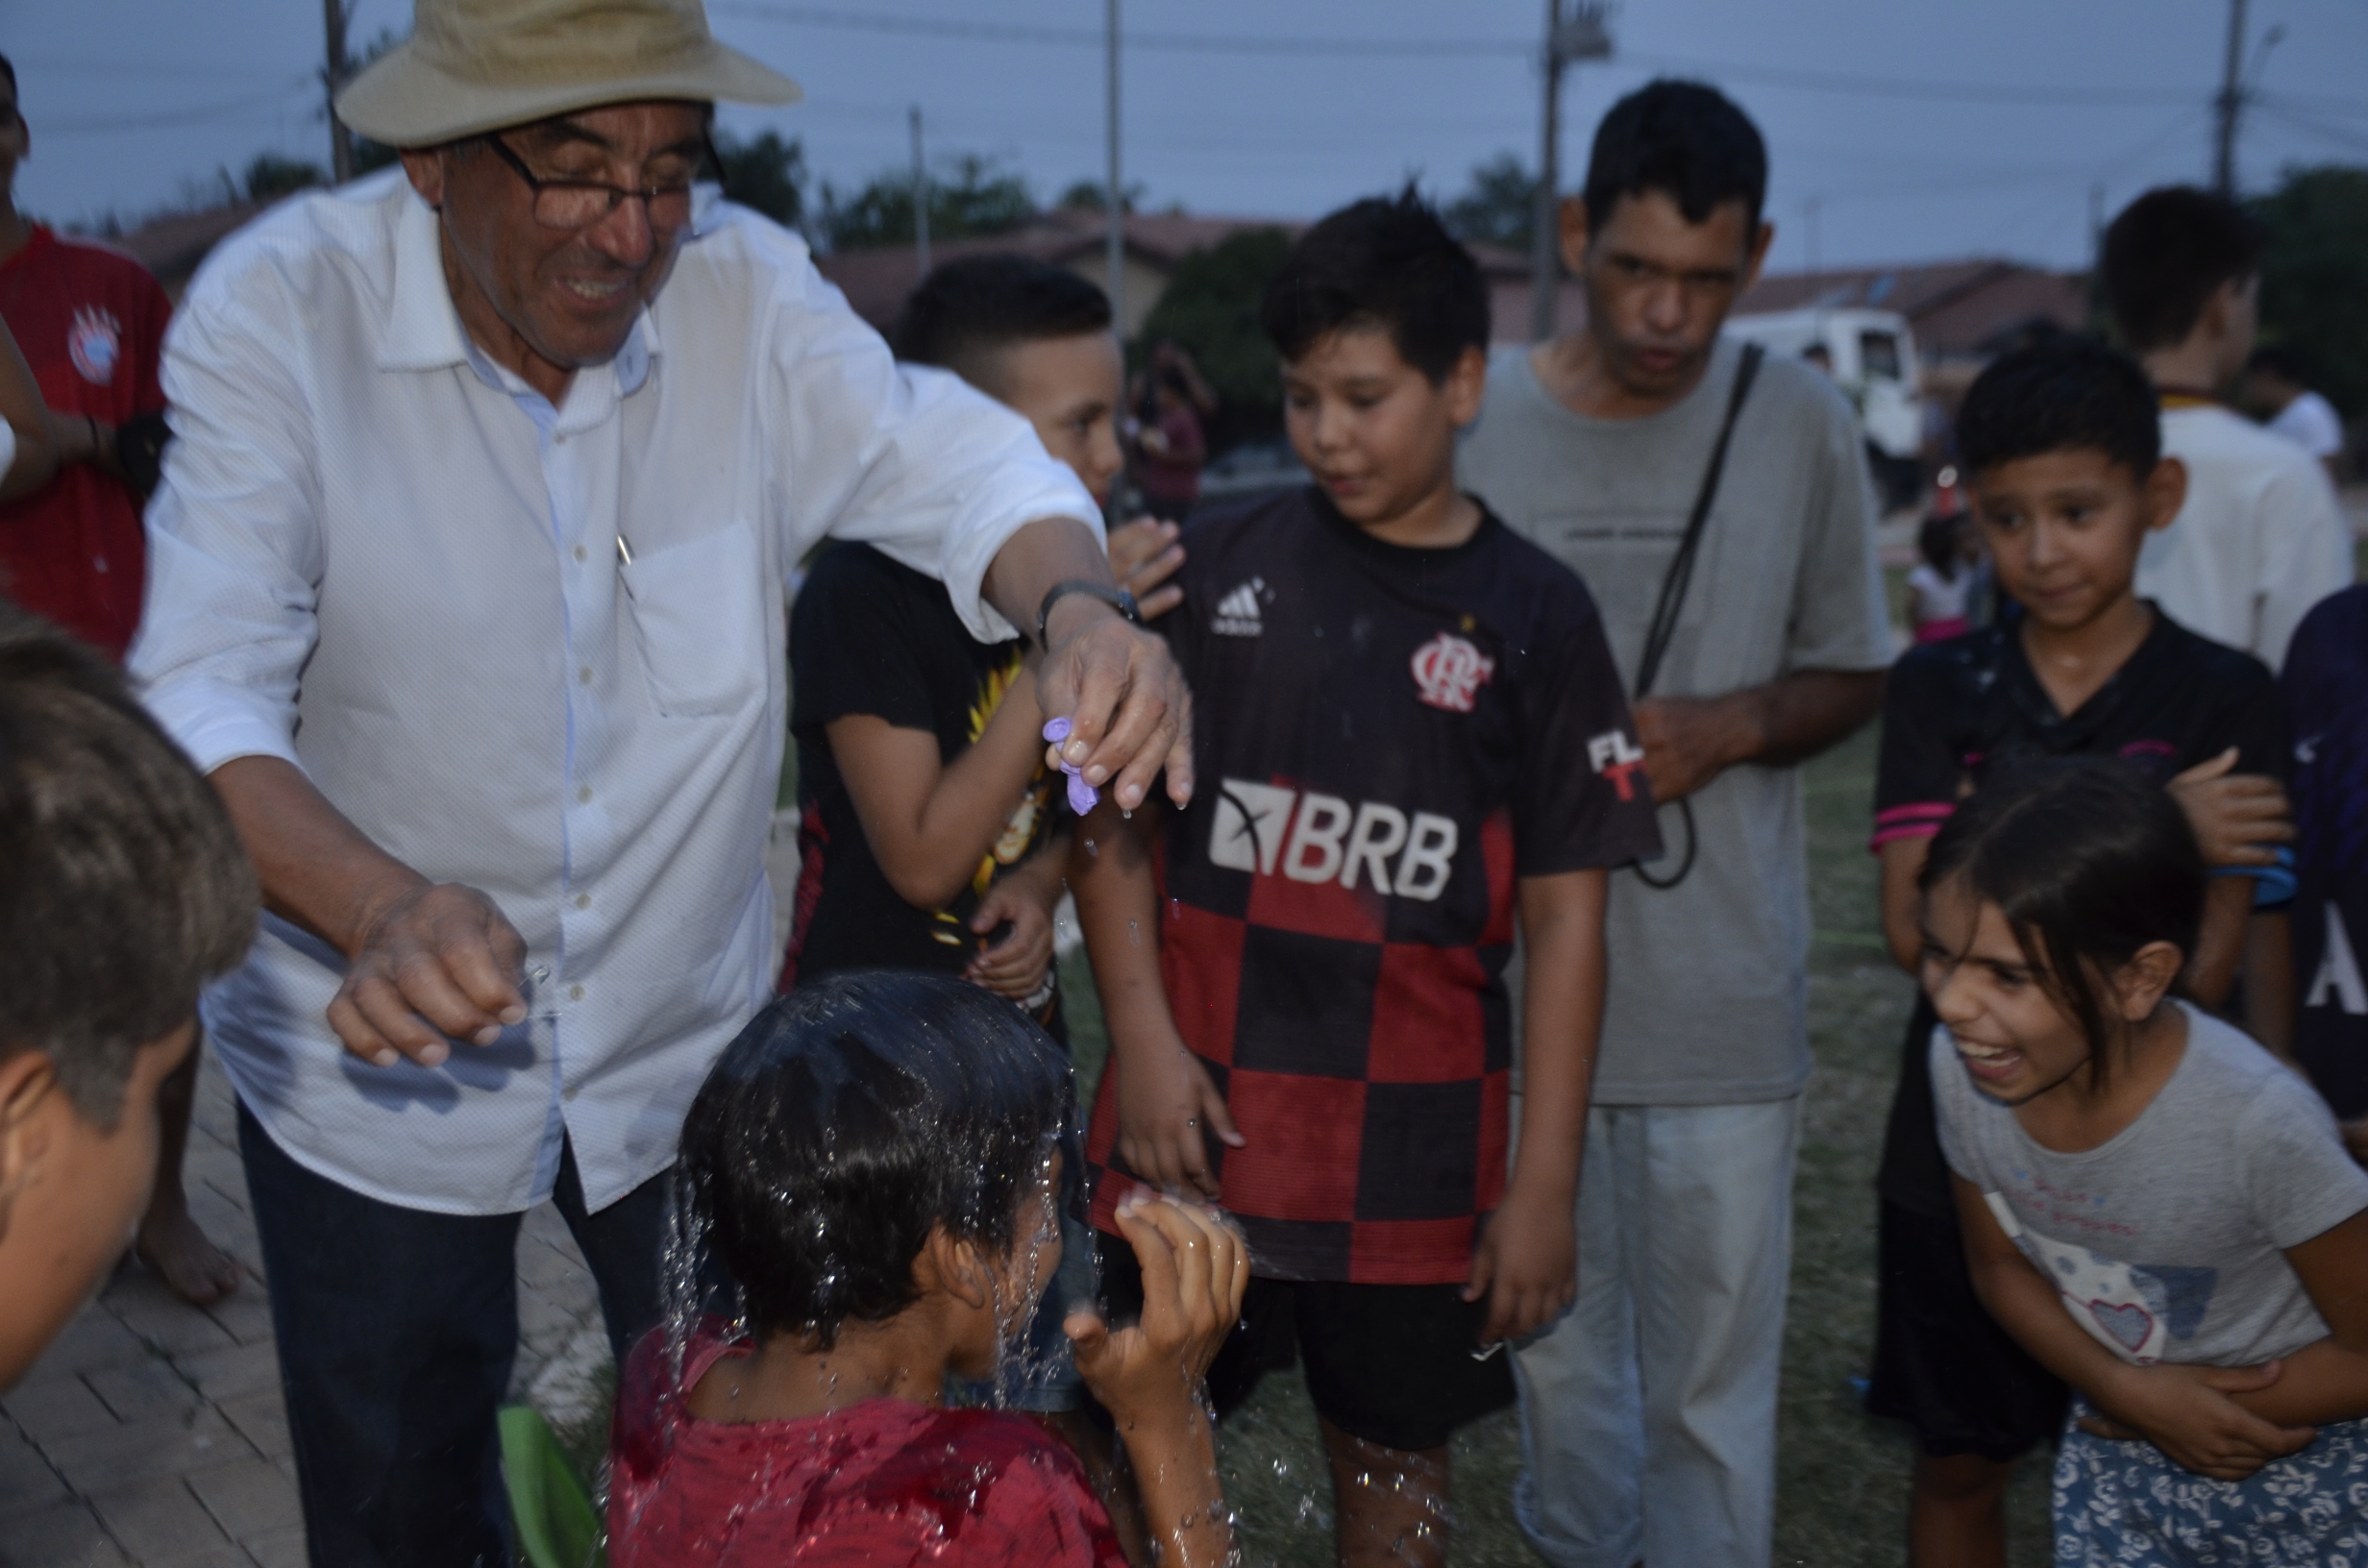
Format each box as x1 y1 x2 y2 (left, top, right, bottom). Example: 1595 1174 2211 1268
497 101 712 158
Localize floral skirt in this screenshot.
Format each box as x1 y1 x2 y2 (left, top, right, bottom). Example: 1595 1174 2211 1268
2054 1402 2368 1566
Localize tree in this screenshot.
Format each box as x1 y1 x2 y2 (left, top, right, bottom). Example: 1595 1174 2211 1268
1444 152 1539 252
817 155 1033 251
243 153 327 204
1135 227 1295 451
714 129 805 230
1057 178 1144 213
2252 163 2368 418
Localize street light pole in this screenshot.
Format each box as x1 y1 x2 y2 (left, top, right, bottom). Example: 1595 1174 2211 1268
910 105 930 280
323 0 354 184
1105 0 1125 341
2212 0 2248 196
1527 3 1612 342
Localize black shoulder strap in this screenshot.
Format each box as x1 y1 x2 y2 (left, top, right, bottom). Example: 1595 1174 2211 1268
1633 341 1764 701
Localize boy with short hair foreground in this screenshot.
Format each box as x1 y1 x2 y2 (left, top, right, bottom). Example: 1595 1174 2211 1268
606 971 1243 1568
1077 191 1660 1567
1865 338 2292 1567
0 601 257 1387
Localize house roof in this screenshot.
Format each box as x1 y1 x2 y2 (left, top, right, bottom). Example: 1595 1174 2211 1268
108 201 271 298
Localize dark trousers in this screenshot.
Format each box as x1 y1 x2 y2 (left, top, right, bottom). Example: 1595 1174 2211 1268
236 1100 670 1568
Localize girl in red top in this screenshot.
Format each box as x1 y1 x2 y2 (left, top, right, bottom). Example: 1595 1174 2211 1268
607 971 1246 1568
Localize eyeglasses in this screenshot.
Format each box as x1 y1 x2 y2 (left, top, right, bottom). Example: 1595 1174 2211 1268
483 134 725 233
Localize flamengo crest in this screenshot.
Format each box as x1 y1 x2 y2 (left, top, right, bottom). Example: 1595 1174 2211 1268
68 307 122 385
1410 632 1494 713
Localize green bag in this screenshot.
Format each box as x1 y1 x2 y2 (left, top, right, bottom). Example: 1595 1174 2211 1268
499 1404 607 1568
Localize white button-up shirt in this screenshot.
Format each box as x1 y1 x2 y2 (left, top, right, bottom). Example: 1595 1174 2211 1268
132 171 1095 1214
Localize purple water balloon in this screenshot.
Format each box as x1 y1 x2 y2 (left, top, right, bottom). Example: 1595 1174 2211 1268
1042 717 1099 815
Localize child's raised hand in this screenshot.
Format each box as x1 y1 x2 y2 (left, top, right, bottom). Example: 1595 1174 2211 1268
1115 1041 1242 1202
1065 1194 1247 1426
963 883 1055 1001
1107 517 1186 621
2090 1359 2317 1480
2168 747 2295 869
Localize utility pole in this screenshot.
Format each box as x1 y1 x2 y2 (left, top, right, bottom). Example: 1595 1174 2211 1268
1105 0 1125 340
2212 0 2248 196
323 0 354 184
909 105 930 279
1527 2 1612 341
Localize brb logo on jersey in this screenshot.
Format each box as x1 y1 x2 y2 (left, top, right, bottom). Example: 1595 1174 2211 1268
1588 729 1648 801
68 307 122 386
1410 633 1494 713
1210 780 1459 900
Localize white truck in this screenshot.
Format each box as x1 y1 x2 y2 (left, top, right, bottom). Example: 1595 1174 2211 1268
1725 306 1925 509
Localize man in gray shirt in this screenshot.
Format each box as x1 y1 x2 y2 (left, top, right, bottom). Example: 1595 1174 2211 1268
1459 82 1890 1568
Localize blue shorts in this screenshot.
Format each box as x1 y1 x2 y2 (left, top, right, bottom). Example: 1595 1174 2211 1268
2053 1399 2368 1565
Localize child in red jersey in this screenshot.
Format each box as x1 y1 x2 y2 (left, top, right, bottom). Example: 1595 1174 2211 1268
607 971 1245 1568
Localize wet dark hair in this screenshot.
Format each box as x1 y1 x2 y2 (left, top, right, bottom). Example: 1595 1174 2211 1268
891 255 1113 394
0 601 258 1124
1956 336 2160 483
2100 186 2264 355
1919 758 2205 1078
1917 512 1966 578
1260 186 1489 383
679 971 1073 1348
1583 79 1768 235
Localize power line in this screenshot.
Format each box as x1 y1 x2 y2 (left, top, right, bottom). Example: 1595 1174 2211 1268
41 79 318 135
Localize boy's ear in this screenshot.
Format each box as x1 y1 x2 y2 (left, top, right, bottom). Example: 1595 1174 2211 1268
1741 219 1775 294
2114 940 2185 1020
2141 456 2188 534
1443 345 1489 429
0 1050 63 1237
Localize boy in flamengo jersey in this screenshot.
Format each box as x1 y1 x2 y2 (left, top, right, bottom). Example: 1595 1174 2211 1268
1864 337 2293 1568
1076 191 1660 1567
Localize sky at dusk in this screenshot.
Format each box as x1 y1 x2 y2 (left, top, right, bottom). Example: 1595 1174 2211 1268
14 0 2368 274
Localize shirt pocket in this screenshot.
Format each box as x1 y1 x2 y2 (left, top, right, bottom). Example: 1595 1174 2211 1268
619 520 766 718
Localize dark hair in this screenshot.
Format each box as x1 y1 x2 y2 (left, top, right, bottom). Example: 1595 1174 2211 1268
1583 79 1767 234
1919 758 2205 1077
1956 336 2160 482
2245 344 2310 385
2100 186 2265 355
1917 512 1966 578
1260 186 1490 382
679 971 1073 1348
0 602 258 1123
890 256 1113 392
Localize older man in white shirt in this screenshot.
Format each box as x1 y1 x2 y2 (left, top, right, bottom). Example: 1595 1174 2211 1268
128 3 1190 1561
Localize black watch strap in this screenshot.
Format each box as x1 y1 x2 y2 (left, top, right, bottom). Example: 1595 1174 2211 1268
1035 579 1142 649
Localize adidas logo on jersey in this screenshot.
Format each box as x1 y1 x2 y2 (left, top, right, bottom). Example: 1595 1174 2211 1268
1213 578 1265 637
1208 779 1460 900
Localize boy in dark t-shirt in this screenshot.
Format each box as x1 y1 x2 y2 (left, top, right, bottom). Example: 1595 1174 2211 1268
1076 192 1659 1564
1863 339 2292 1567
2281 585 2368 1161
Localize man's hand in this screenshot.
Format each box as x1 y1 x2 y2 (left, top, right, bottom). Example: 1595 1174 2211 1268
2089 1360 2315 1480
1107 517 1186 619
1039 603 1194 812
1116 1041 1242 1201
1464 1182 1578 1347
2168 747 2294 869
1633 694 1751 804
963 880 1056 1002
327 882 528 1069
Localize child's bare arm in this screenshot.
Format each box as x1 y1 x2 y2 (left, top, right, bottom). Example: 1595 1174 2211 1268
2225 1208 2368 1428
1880 837 1934 976
1068 798 1240 1199
1466 870 1604 1346
1952 1175 2313 1479
2168 748 2294 870
2189 876 2256 1010
1066 1196 1246 1568
962 840 1067 1001
826 663 1051 910
2244 913 2299 1063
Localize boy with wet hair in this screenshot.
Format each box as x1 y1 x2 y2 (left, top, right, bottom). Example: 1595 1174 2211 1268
1076 189 1659 1567
1866 336 2291 1567
0 601 257 1386
2100 186 2349 671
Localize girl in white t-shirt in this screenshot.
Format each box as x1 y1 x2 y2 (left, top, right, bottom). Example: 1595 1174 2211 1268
1907 510 1981 644
1918 760 2368 1566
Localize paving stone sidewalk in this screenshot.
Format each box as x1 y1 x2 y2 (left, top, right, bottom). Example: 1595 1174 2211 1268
0 1055 611 1568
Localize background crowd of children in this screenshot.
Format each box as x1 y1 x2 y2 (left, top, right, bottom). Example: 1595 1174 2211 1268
1 52 2364 1568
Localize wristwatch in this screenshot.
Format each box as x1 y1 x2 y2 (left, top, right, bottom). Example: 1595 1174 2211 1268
1034 579 1142 650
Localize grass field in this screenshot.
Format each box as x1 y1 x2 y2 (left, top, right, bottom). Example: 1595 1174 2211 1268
1060 724 2057 1566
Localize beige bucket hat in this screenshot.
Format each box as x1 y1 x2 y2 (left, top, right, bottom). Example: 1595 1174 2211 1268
335 0 801 148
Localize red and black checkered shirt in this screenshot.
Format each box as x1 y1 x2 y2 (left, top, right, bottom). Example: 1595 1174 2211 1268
1086 488 1661 1285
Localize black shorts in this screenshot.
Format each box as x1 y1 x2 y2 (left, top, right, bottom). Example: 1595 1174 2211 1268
1097 1237 1512 1454
1863 1198 2068 1463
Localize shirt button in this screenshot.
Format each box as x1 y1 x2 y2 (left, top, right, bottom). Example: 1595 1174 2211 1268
578 785 593 803
573 545 587 563
555 433 568 446
569 984 585 1001
562 1083 580 1102
579 665 594 685
574 893 591 909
